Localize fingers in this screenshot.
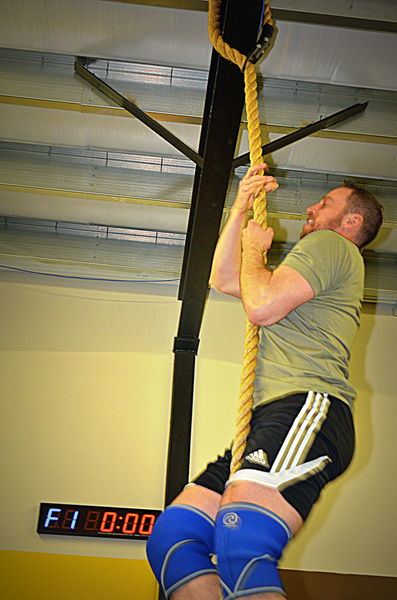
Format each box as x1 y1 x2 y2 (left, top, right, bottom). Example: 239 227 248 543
245 162 269 177
266 226 275 240
246 220 273 235
242 221 274 252
240 174 276 188
264 178 279 193
239 178 266 196
246 219 261 229
239 176 278 197
241 163 279 195
233 164 278 215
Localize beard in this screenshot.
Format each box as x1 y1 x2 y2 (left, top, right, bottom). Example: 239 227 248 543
300 213 345 239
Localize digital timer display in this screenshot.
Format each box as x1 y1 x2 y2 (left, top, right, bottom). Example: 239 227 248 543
37 503 162 540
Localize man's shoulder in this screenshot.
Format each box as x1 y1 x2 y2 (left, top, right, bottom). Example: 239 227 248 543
283 229 363 294
295 230 360 257
299 229 348 245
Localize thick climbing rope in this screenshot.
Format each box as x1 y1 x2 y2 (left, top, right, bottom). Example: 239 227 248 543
208 0 274 474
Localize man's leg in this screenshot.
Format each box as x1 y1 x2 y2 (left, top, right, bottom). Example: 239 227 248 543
147 483 223 600
170 484 222 599
168 481 303 600
213 392 341 599
220 479 303 535
215 480 303 600
173 482 222 521
170 573 221 600
168 481 302 600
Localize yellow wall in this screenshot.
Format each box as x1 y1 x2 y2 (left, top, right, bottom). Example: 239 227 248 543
0 272 396 598
0 550 158 600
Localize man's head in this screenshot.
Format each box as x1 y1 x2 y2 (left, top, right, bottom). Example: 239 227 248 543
301 182 383 248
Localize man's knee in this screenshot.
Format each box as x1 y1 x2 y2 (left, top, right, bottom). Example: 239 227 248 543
146 504 217 598
215 502 290 599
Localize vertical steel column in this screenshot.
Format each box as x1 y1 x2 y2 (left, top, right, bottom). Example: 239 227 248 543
165 0 263 508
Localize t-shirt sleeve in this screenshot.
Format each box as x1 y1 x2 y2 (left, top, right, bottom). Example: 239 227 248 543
280 230 353 296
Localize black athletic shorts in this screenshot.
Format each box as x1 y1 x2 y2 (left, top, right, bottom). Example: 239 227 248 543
192 392 355 521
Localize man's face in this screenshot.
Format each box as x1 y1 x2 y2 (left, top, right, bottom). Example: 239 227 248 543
301 187 352 238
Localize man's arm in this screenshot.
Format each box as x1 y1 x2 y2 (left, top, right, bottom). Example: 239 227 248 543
240 220 314 326
209 163 278 298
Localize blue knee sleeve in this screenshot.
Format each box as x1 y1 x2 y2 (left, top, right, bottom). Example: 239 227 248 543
146 504 217 598
215 503 291 599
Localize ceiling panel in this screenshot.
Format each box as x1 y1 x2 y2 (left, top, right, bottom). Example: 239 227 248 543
0 0 396 88
118 0 397 28
1 140 396 239
0 0 396 306
1 49 396 144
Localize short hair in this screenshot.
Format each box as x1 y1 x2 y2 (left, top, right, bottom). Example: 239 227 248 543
343 180 384 248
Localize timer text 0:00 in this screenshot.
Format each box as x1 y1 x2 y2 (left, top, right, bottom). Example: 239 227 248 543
37 503 162 540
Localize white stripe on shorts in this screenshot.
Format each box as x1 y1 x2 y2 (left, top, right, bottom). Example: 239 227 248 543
270 391 330 473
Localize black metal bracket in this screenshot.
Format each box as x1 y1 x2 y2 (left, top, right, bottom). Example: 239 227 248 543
245 23 275 66
233 101 369 168
74 59 203 167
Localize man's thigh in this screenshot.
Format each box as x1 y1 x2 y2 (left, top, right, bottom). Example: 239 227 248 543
171 483 222 520
220 479 303 535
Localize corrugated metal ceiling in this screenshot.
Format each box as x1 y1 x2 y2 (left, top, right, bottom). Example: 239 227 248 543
0 0 396 304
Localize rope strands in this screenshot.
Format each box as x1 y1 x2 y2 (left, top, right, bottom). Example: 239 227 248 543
207 0 274 474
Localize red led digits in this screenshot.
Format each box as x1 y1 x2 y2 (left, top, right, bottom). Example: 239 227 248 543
84 510 100 531
122 513 139 534
138 514 156 535
100 511 118 533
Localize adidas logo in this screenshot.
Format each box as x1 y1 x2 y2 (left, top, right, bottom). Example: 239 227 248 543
245 449 269 468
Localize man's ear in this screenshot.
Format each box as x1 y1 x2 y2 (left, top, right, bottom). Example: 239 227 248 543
343 212 363 229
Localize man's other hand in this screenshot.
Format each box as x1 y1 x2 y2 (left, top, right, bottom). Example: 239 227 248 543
242 220 274 253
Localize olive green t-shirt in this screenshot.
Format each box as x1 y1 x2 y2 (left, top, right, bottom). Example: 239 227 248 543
253 230 364 409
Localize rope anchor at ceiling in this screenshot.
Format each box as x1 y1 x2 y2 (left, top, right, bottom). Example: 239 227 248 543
244 22 275 68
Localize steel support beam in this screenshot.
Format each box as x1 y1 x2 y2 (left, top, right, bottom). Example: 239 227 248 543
74 60 202 167
165 0 264 508
233 102 369 168
177 48 218 301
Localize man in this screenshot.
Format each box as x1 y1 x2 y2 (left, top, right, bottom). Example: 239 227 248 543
147 163 383 599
